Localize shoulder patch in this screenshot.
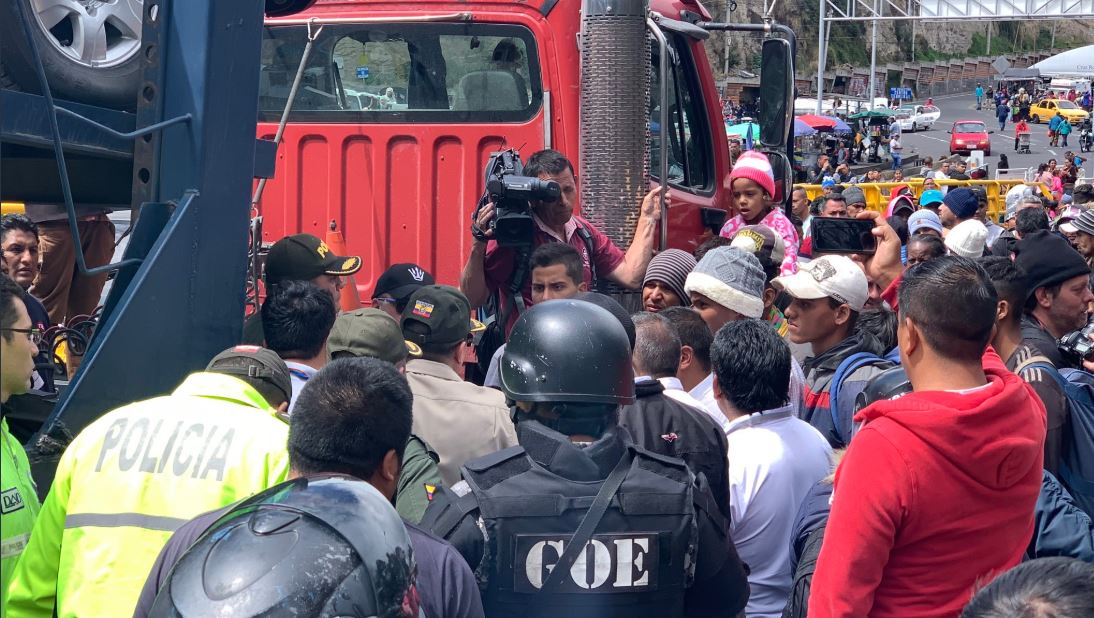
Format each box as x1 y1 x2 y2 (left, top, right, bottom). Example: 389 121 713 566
463 445 526 473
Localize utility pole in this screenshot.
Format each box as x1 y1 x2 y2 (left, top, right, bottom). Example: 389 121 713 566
816 0 825 113
986 22 991 56
1050 22 1056 49
867 0 878 109
723 0 732 77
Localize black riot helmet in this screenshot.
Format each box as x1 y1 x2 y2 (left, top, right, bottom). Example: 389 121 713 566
854 365 912 413
500 298 635 407
149 476 420 618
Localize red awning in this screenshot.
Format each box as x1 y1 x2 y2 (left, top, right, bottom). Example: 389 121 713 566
797 114 838 129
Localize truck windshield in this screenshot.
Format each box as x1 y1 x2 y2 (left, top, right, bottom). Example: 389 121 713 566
259 23 541 122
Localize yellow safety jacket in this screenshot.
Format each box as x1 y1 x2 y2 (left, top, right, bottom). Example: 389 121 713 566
4 373 291 617
2 417 41 608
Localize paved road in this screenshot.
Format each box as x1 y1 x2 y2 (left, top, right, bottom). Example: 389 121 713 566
897 93 1091 179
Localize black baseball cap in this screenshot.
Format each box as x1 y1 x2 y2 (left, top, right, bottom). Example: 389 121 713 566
401 285 485 347
206 345 292 405
265 234 362 284
373 263 435 301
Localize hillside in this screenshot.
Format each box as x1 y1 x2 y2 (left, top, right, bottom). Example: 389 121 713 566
702 0 1094 79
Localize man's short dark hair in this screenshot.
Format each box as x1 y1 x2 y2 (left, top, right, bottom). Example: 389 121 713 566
961 557 1094 618
660 306 712 372
855 307 898 352
809 197 826 216
694 236 731 262
1 274 24 342
1015 207 1049 236
898 256 997 361
0 214 38 244
980 256 1028 324
908 234 946 259
288 357 413 480
524 149 575 179
824 195 847 207
631 313 681 378
262 280 337 360
710 319 790 414
530 242 583 287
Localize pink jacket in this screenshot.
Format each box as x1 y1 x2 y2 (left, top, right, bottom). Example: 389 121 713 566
719 208 800 275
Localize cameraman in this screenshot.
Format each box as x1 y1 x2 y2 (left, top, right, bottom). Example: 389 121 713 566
1015 230 1093 369
460 149 662 333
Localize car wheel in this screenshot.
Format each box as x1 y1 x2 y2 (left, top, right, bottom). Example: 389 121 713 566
0 0 143 110
1031 114 1040 124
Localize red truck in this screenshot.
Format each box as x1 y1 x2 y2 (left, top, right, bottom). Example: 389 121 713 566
255 0 795 299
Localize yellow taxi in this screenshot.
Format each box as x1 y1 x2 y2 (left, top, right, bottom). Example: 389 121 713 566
1028 98 1090 125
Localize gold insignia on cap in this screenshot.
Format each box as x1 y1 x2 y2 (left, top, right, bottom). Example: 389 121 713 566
405 340 422 357
317 241 330 257
341 258 356 270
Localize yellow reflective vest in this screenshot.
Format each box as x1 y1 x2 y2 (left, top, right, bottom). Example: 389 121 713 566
4 372 291 617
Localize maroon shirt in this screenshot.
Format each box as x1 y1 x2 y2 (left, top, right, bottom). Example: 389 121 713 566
484 215 625 333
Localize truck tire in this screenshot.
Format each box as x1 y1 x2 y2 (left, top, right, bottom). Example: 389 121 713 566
0 0 143 110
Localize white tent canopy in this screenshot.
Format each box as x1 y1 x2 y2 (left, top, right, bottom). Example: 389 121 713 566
1030 45 1094 77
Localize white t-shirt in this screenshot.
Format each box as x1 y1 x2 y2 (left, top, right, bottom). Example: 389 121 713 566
724 406 833 618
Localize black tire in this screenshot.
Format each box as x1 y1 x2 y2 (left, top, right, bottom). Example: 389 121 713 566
1031 114 1040 124
0 0 142 110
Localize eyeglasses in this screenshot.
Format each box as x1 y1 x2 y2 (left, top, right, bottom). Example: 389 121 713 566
2 327 43 346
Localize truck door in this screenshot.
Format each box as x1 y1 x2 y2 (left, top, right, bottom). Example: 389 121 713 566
255 21 545 295
649 29 725 252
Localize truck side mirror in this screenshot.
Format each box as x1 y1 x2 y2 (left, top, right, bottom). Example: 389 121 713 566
759 38 793 149
760 148 794 207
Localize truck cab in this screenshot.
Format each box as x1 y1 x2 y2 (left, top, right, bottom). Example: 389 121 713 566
255 0 736 298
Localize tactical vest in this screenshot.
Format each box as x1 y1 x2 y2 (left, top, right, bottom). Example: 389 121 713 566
457 442 698 618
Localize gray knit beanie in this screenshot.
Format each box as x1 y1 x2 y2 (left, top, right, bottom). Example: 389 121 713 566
643 249 697 303
684 247 765 319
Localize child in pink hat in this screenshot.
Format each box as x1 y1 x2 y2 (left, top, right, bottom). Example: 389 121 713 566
718 151 799 274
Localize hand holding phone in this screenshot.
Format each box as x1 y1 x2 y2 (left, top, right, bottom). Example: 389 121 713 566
810 217 878 255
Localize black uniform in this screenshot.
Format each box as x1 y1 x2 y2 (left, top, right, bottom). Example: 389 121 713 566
421 420 750 618
620 379 732 520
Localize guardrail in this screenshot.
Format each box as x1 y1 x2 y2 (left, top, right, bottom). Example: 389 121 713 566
796 179 1053 222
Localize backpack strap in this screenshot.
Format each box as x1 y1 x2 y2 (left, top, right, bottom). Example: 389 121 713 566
574 223 599 292
830 352 889 444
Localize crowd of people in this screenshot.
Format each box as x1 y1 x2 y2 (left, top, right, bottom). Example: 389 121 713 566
3 146 1094 617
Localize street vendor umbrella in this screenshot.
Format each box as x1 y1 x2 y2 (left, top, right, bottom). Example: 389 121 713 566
793 118 816 137
849 108 896 120
797 114 837 129
726 122 760 140
830 117 852 133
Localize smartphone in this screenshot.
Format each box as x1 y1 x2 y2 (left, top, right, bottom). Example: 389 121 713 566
810 217 877 255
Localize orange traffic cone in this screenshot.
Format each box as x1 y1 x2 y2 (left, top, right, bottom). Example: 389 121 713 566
327 220 363 311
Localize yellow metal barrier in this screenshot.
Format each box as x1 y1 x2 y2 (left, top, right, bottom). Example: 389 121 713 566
795 180 1052 223
1 202 26 215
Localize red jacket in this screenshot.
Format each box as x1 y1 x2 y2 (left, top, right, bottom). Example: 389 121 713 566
808 349 1045 618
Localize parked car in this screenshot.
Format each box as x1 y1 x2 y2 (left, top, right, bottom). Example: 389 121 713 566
949 120 992 156
895 104 940 132
1028 98 1090 125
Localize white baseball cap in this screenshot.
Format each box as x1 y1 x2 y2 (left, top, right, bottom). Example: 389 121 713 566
772 255 869 312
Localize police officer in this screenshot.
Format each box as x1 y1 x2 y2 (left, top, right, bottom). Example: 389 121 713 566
148 476 421 617
421 299 750 617
6 346 294 617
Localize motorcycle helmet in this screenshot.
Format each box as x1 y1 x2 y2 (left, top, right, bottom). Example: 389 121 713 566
149 476 420 617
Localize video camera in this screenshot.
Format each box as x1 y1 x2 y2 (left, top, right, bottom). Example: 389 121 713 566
1059 320 1094 365
476 149 561 247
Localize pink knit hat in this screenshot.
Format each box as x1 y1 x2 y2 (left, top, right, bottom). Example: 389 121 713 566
729 151 775 197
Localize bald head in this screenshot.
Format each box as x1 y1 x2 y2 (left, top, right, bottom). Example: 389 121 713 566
631 312 682 379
